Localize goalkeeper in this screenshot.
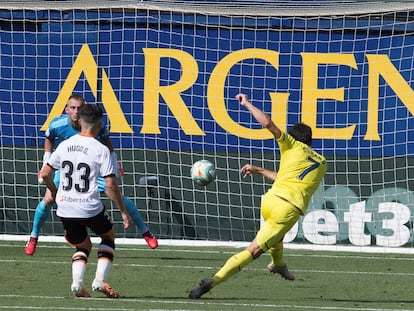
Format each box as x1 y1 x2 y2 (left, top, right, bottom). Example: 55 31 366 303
189 93 327 299
25 94 158 255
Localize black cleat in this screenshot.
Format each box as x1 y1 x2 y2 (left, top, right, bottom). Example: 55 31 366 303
188 278 213 299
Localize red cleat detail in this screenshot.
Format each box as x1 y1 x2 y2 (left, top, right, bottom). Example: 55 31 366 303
73 287 91 298
94 283 121 298
143 231 158 249
24 237 38 256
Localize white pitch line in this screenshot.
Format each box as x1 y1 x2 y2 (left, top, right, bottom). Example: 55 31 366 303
2 257 414 277
0 295 413 311
2 242 414 263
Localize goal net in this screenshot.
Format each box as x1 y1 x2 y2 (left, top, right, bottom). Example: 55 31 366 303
1 0 414 251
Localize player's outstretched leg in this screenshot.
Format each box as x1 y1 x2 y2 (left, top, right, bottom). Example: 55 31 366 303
24 200 52 255
123 196 158 249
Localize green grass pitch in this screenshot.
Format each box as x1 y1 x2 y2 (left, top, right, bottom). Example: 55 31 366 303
1 240 414 311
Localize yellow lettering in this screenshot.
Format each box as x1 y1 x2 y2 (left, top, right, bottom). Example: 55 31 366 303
366 54 414 140
43 46 408 142
41 44 132 133
101 69 133 133
301 53 357 140
208 49 288 140
141 48 204 135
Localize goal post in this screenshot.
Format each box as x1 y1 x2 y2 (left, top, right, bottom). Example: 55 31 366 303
1 0 414 252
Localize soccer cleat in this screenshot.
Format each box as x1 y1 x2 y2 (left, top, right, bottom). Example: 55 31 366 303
93 283 122 298
24 237 38 256
267 263 295 281
71 283 91 298
188 277 213 299
143 231 158 249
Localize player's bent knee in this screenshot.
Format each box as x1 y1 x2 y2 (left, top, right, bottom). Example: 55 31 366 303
246 244 264 259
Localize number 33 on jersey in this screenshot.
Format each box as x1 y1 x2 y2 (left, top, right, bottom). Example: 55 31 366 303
48 134 114 219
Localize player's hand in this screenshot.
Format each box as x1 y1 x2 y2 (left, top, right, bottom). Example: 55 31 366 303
37 164 47 184
240 164 258 178
236 93 250 106
38 152 52 184
37 168 44 184
121 212 132 229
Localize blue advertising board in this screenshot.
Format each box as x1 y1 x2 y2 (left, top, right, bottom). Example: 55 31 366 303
1 9 414 155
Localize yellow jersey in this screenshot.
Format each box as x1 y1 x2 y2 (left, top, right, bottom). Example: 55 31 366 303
269 132 327 214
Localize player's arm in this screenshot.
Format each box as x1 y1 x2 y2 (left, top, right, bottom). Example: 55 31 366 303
100 142 128 226
41 164 58 199
236 93 282 140
38 138 54 184
104 175 131 229
240 164 277 181
101 137 125 179
44 137 54 153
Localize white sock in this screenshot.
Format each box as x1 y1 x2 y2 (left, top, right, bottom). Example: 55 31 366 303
72 251 88 286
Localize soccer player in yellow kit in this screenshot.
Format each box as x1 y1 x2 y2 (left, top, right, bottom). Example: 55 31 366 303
189 93 327 299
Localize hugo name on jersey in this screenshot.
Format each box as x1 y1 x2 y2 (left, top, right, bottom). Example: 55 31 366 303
47 134 114 218
270 132 327 214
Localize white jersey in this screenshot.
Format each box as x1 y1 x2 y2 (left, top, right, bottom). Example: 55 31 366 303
47 134 114 218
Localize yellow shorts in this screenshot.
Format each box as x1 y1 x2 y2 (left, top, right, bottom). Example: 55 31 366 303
256 192 300 252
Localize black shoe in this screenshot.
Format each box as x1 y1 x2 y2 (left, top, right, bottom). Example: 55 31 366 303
188 278 213 299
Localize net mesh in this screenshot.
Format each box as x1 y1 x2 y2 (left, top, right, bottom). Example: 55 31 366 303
1 0 414 249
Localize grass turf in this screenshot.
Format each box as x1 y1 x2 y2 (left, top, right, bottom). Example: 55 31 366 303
1 240 414 310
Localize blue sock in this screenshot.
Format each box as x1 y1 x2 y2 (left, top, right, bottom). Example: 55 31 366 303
31 200 52 238
123 196 148 234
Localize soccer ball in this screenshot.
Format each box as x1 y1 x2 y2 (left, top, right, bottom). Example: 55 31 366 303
191 160 216 186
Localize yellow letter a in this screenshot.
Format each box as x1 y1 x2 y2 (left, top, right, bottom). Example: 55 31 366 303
40 44 132 133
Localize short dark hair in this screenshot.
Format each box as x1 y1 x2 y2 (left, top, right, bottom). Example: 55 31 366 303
79 104 103 124
288 122 312 146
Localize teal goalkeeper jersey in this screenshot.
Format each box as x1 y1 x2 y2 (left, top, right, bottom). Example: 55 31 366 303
269 131 327 214
45 115 110 147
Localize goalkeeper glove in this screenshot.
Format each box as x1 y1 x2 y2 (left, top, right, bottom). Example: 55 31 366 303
110 152 125 179
38 152 51 184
